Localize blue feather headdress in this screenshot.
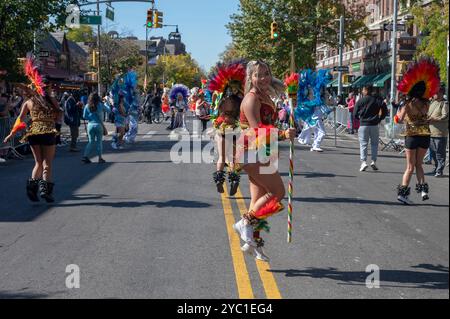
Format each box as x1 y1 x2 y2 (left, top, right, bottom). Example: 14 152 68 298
294 69 332 125
169 84 189 103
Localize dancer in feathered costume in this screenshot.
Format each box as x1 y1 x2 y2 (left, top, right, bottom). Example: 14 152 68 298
296 69 332 152
233 60 296 261
189 87 199 113
109 69 139 148
122 70 140 144
208 60 246 196
394 57 440 205
3 56 62 202
168 84 189 130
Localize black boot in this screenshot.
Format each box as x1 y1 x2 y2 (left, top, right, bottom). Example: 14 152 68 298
26 178 40 202
228 171 240 196
213 170 226 193
416 183 429 201
397 185 413 205
39 180 55 203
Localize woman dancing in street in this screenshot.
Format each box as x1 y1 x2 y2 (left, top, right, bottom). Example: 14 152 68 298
3 58 61 203
233 60 295 261
395 57 441 205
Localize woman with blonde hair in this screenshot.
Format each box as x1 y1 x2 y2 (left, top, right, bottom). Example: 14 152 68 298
233 60 295 261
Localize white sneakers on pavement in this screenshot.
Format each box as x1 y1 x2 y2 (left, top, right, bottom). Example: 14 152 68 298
360 161 369 172
310 147 324 152
370 161 379 171
233 218 255 246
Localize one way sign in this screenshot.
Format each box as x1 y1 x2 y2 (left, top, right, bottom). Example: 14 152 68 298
383 23 406 32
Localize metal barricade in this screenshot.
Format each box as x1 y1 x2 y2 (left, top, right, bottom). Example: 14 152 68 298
0 116 26 160
381 120 405 152
334 106 349 135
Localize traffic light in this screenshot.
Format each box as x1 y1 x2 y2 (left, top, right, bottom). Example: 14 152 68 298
92 50 99 68
270 21 279 39
146 9 154 28
154 10 163 28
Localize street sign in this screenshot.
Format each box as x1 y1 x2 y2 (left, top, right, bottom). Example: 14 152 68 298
39 51 49 58
383 23 406 32
333 66 349 73
106 8 114 21
80 15 102 25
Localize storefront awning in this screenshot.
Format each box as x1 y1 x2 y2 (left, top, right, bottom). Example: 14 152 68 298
351 74 377 88
327 78 338 88
372 73 391 88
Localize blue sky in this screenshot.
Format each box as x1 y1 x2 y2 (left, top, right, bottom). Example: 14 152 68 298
83 0 240 71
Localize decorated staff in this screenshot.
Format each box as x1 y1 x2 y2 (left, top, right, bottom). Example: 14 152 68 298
284 72 299 243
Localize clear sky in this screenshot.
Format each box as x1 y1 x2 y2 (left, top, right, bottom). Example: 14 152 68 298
83 0 240 72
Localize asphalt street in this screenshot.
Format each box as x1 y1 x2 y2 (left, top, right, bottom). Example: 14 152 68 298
0 116 448 299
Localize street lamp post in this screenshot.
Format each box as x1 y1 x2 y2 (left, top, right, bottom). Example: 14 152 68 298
389 0 399 136
97 0 102 95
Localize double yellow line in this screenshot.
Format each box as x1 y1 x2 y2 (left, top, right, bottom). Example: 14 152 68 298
220 185 282 299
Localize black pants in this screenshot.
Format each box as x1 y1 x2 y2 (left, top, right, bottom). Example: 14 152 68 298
55 123 62 145
430 137 448 174
201 119 208 132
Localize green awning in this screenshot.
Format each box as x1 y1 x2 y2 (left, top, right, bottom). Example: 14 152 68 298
352 74 377 88
373 73 391 87
327 78 338 88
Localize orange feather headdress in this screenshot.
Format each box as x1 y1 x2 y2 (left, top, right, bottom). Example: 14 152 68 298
24 57 46 96
397 57 440 99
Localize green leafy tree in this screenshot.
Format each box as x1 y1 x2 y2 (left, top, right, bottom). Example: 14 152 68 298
98 35 143 88
145 54 206 88
66 25 94 43
0 0 75 81
227 0 369 77
410 0 448 80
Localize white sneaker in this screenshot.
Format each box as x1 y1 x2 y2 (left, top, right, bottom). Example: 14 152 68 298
241 243 256 257
111 142 118 150
255 246 270 262
311 147 324 152
360 162 369 172
398 195 413 205
233 218 256 246
370 161 379 171
298 139 308 145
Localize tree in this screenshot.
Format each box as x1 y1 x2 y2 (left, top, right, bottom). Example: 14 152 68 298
98 35 143 88
227 0 369 77
66 25 94 43
218 43 244 65
410 0 449 80
0 0 74 81
145 54 206 88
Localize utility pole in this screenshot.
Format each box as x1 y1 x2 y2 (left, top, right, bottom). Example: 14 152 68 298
337 15 344 98
389 0 399 136
96 0 102 95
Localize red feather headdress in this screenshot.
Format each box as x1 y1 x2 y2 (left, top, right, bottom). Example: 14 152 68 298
397 57 440 99
208 60 246 97
284 72 299 97
24 57 46 96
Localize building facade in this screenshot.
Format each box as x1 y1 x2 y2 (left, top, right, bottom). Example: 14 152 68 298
316 0 428 97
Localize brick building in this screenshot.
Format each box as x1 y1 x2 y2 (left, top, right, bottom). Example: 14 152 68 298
316 0 429 97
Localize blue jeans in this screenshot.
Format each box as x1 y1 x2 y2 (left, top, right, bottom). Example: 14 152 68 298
359 125 379 162
84 123 103 158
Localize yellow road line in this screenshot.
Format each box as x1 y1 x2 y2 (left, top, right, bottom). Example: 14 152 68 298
235 188 283 299
220 185 255 299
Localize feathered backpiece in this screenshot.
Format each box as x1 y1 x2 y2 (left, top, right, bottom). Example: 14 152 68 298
24 57 46 96
295 69 331 126
397 57 440 99
284 72 299 98
201 78 208 90
208 59 246 98
169 84 189 102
